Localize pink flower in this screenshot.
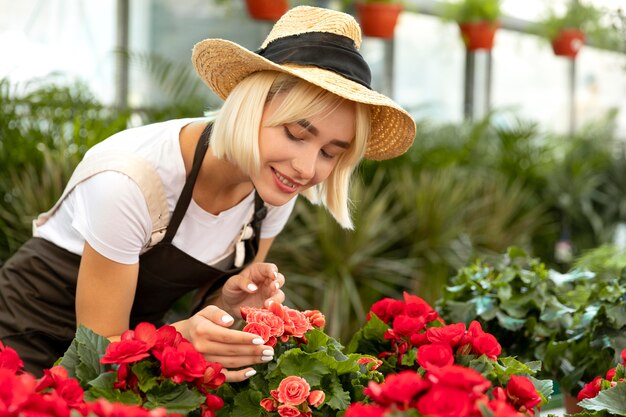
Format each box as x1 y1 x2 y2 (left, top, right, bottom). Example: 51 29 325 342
245 309 285 337
277 376 311 406
260 397 277 411
303 310 326 329
308 390 325 407
284 308 312 338
242 322 272 343
277 404 301 417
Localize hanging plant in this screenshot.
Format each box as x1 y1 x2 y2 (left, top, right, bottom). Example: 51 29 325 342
442 0 502 51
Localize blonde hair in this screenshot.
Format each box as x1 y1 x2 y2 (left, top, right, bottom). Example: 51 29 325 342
210 71 370 229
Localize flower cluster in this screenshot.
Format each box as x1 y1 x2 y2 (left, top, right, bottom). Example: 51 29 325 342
344 367 541 417
240 303 325 346
259 375 325 417
57 323 225 417
215 304 383 417
0 340 177 417
346 293 550 417
350 292 502 373
569 348 626 415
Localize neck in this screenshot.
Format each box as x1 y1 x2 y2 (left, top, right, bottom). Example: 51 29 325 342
180 121 254 215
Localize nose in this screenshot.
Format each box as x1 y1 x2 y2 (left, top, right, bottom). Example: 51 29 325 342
292 149 316 181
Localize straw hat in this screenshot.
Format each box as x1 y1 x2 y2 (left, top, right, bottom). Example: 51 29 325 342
191 6 415 160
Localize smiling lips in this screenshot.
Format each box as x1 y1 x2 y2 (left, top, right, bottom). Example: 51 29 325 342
272 168 300 193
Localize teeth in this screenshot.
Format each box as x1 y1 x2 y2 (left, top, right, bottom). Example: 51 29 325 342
275 171 295 188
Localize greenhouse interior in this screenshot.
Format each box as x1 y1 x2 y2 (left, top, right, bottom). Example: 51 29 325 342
1 0 626 416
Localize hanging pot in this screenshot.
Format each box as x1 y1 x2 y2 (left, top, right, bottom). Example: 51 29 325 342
356 2 403 39
551 29 586 58
245 0 288 21
458 21 499 51
563 392 584 414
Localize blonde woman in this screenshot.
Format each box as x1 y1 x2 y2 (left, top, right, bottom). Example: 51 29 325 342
0 6 415 380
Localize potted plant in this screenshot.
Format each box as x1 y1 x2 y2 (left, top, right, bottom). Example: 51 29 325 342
442 0 502 51
353 0 404 39
535 1 609 58
436 247 626 414
244 0 289 21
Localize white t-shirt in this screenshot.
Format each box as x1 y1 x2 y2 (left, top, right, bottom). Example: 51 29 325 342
36 118 297 265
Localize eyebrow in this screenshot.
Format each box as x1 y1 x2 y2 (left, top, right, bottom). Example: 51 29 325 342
296 119 351 149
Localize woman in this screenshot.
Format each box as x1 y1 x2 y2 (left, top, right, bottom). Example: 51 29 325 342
0 6 415 380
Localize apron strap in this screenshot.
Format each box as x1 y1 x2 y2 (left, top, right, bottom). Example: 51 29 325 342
32 150 170 248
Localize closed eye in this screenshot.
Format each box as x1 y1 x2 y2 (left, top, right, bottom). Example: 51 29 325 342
283 126 302 141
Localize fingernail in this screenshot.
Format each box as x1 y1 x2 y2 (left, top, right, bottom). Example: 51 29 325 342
262 349 274 356
266 299 274 306
252 338 265 345
245 369 256 378
273 270 278 280
221 315 234 323
274 282 280 289
262 356 273 362
247 283 258 291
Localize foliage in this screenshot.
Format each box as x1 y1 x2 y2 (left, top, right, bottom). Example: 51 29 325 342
215 303 383 417
56 323 225 415
437 247 626 396
440 0 502 23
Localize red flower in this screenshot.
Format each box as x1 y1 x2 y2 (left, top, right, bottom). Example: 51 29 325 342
0 341 24 373
426 364 491 395
416 385 474 417
152 325 183 360
344 403 387 417
606 367 616 381
578 376 603 401
417 343 454 370
392 315 426 337
204 393 224 410
242 322 272 343
357 357 382 370
368 298 406 324
308 390 325 407
484 398 526 417
426 323 466 348
365 371 428 406
0 369 37 412
403 292 438 321
463 321 501 360
197 362 225 392
505 375 542 411
160 342 207 384
277 376 311 406
101 339 150 364
621 348 626 365
303 310 326 329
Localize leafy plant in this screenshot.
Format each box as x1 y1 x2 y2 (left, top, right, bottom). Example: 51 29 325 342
437 247 626 397
441 0 502 23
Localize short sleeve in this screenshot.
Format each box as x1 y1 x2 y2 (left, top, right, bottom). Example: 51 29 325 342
260 196 297 239
71 171 152 264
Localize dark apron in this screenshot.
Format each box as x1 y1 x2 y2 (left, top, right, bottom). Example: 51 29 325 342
0 124 267 375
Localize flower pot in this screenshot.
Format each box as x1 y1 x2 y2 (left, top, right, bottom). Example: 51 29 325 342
245 0 288 21
458 21 499 51
563 392 584 414
356 3 403 39
551 29 585 58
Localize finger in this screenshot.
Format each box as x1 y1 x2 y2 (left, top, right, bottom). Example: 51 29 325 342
207 354 275 369
223 368 258 383
248 262 279 285
196 340 275 357
196 305 235 328
264 290 285 308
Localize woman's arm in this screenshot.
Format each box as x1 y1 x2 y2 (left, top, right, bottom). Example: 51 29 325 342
75 241 139 338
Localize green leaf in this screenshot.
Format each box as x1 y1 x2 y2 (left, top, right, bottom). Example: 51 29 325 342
303 328 331 351
273 350 330 385
144 379 205 414
529 376 554 404
495 311 526 331
444 300 478 325
86 372 142 405
232 390 265 417
132 360 160 393
579 382 626 414
324 374 351 411
606 305 626 329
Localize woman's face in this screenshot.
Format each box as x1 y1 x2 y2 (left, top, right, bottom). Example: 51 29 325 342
253 96 356 206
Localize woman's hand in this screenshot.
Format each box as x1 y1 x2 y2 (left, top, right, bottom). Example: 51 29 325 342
219 262 285 318
176 305 275 382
